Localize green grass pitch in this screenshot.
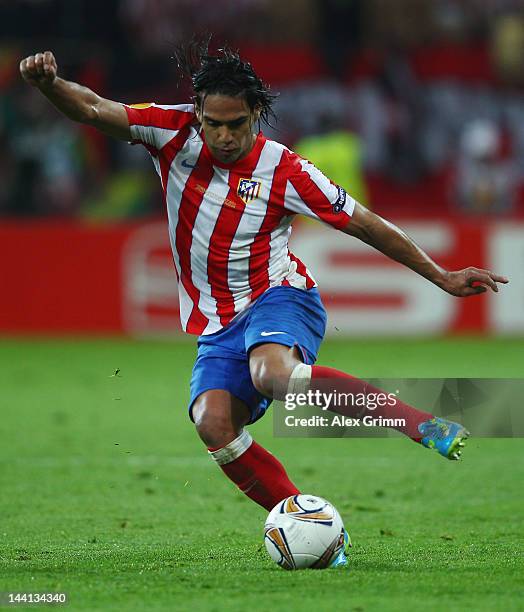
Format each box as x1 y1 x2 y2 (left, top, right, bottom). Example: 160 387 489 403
1 337 523 611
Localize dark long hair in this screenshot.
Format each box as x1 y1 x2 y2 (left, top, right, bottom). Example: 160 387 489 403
172 37 278 127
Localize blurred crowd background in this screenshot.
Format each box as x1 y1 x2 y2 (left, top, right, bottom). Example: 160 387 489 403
1 0 524 219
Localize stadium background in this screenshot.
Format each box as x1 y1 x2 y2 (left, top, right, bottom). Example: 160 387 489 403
2 0 524 337
1 2 523 611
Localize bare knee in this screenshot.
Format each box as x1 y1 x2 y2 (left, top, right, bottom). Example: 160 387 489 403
249 344 302 399
249 357 274 397
192 390 250 448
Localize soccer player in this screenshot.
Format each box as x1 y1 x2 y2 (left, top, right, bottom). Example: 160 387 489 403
20 44 507 566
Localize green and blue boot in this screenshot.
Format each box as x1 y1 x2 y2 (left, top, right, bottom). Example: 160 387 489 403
329 528 352 568
419 417 470 460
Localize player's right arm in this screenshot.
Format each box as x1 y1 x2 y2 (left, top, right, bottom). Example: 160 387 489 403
19 51 130 141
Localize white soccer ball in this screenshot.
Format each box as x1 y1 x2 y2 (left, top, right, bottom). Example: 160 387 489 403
264 494 346 570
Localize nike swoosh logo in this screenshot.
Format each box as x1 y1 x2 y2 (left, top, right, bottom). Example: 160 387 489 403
181 159 196 169
260 331 287 336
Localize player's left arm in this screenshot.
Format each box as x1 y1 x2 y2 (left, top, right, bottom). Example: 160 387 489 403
342 202 509 297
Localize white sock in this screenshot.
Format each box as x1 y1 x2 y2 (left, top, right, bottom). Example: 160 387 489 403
207 429 253 466
287 362 312 396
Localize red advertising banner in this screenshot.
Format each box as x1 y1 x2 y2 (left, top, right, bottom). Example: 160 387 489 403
0 221 134 334
0 220 522 336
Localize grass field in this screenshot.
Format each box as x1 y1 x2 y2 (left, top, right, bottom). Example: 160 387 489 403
1 337 523 611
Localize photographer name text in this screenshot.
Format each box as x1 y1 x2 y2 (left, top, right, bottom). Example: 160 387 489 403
284 415 406 428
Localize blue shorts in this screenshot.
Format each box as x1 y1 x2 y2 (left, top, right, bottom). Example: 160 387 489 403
188 285 327 424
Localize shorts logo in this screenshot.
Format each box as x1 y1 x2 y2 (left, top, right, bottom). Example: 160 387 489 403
129 102 154 109
332 186 347 214
237 178 261 203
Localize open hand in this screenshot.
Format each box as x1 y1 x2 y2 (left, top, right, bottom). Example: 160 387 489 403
20 51 57 89
441 267 509 297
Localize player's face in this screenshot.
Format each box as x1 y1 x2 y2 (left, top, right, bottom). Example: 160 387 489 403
196 94 259 164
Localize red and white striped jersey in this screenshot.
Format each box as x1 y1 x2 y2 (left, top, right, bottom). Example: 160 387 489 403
124 103 355 335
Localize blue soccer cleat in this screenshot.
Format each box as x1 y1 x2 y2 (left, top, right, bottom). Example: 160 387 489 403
329 528 352 568
418 417 470 460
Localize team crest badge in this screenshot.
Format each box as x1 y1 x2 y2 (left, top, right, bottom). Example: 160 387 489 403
237 178 261 203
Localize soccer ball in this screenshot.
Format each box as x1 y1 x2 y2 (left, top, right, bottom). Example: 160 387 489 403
264 494 346 570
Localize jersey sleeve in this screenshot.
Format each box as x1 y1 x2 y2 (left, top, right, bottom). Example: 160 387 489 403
123 103 195 152
284 152 356 230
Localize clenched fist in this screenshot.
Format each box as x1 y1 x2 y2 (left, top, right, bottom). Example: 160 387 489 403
20 51 57 88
